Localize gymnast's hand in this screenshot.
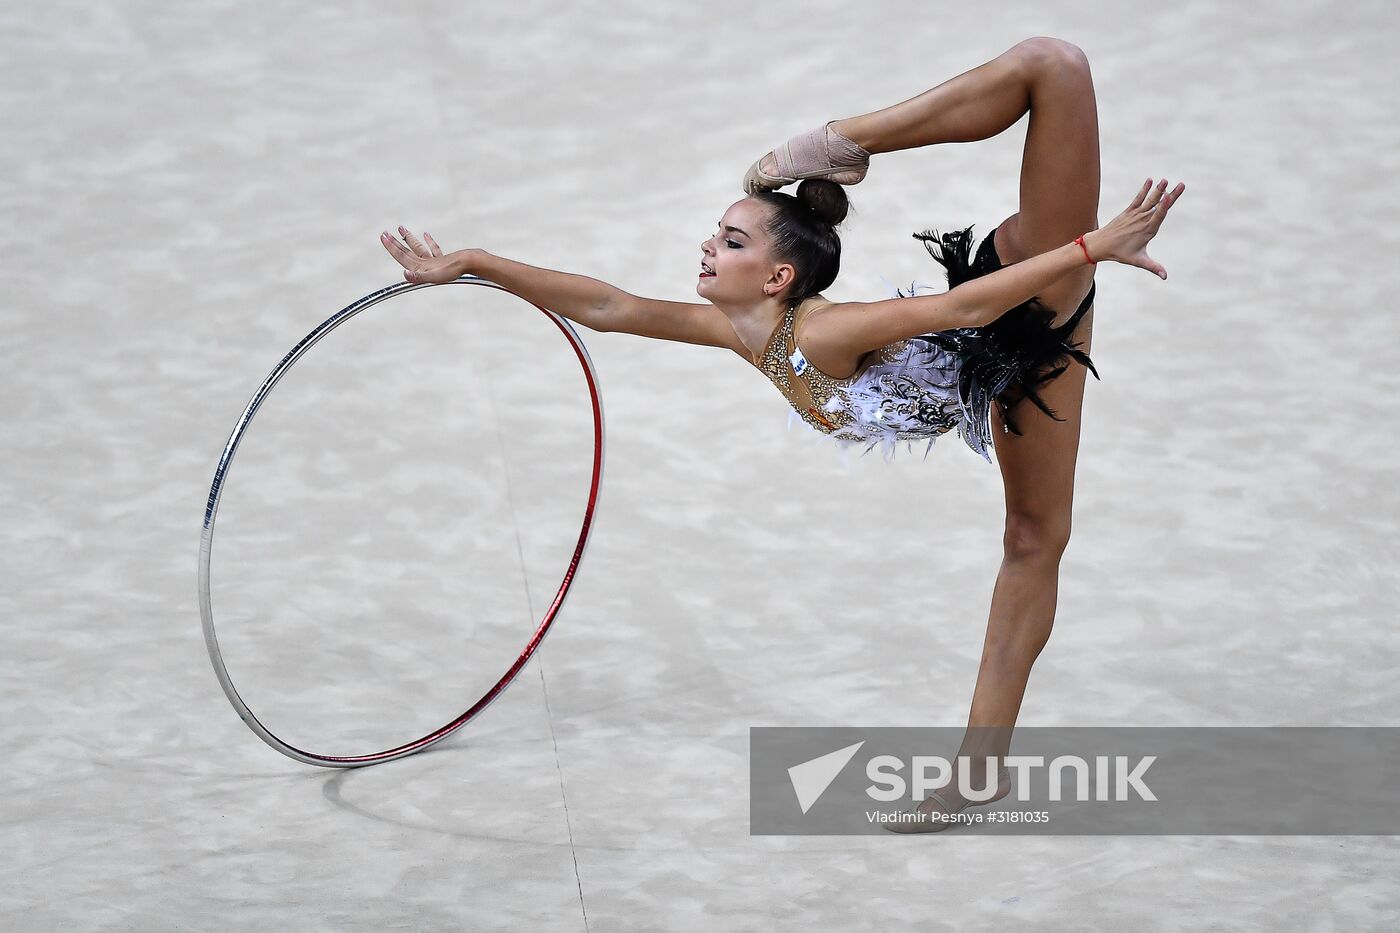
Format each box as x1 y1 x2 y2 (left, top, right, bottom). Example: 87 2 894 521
1083 178 1185 280
380 226 464 284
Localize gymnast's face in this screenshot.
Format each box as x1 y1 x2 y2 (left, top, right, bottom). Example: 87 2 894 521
697 198 794 308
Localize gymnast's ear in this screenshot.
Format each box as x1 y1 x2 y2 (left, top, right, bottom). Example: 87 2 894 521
765 261 798 299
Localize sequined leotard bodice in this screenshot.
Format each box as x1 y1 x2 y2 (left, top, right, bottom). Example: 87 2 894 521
755 299 969 459
754 299 908 436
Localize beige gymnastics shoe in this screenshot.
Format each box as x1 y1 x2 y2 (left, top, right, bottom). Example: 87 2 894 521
743 120 872 194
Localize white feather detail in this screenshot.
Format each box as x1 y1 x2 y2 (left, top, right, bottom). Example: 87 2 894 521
768 273 1003 466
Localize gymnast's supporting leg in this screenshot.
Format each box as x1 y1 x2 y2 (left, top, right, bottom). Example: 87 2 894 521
848 38 1103 813
962 40 1100 797
950 302 1093 803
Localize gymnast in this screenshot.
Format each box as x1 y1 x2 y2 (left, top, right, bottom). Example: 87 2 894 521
381 37 1183 831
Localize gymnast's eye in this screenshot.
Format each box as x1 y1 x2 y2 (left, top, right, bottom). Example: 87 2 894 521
725 239 741 249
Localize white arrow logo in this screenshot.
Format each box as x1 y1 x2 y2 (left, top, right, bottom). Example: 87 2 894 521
788 741 865 814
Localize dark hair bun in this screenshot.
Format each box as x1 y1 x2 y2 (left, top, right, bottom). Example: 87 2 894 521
796 178 850 227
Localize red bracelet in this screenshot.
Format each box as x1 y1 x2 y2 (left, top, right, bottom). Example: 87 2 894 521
1074 234 1096 265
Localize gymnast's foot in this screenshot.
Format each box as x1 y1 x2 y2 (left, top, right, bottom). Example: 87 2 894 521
882 765 1013 834
743 119 872 194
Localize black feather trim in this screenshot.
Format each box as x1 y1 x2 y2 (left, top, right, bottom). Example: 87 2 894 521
899 225 1100 454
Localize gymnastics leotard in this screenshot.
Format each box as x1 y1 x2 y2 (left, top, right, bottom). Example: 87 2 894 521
755 224 1098 462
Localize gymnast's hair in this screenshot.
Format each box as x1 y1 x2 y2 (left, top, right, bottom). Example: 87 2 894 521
750 178 853 305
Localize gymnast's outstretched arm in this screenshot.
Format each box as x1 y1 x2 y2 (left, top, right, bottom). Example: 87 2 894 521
380 227 621 332
810 178 1184 357
380 227 741 349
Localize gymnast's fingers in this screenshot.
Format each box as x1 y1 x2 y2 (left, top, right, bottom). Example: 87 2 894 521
398 226 433 259
1149 182 1185 230
422 231 443 257
380 230 404 264
1141 179 1168 211
381 231 417 268
1127 178 1152 212
1160 182 1185 214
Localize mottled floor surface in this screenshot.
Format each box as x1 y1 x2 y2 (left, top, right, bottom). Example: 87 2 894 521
3 1 1398 930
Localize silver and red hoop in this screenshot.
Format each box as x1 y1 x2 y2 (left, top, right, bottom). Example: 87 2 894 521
197 275 604 768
